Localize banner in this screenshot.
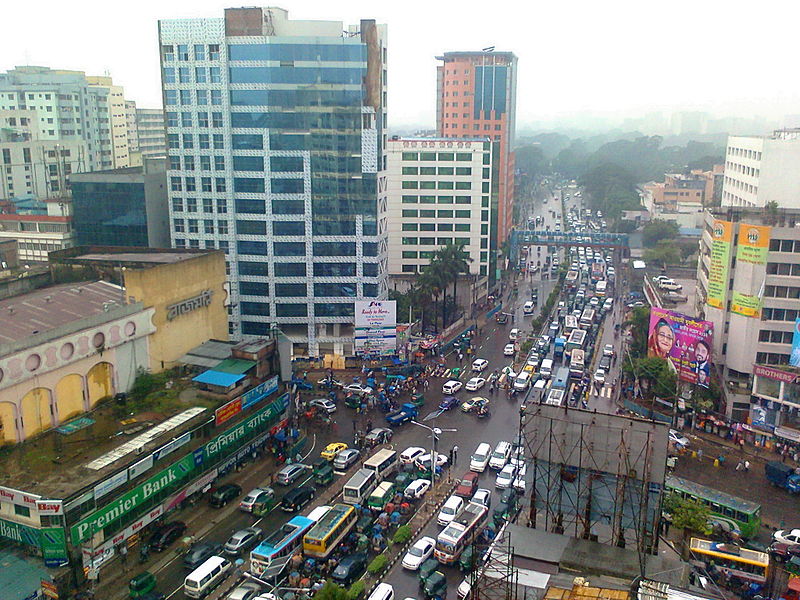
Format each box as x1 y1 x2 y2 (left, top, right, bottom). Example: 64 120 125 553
736 224 771 265
791 319 800 367
204 394 288 461
40 528 68 566
731 223 770 318
731 291 762 318
706 219 733 309
648 307 714 387
354 300 397 356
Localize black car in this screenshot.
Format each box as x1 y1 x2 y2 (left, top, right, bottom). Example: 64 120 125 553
183 542 222 570
209 483 242 508
331 553 368 586
280 485 315 512
149 521 187 552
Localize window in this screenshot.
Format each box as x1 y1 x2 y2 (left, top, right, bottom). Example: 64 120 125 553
419 223 435 231
275 283 306 297
276 304 307 317
363 284 378 297
363 243 378 257
402 181 418 189
438 210 453 218
184 177 196 192
217 220 229 234
177 44 189 60
419 237 435 245
197 90 208 105
215 177 226 192
402 152 418 160
172 198 184 212
194 44 205 60
197 112 209 127
201 177 212 192
402 195 417 204
363 263 379 277
210 67 221 83
168 155 181 170
186 197 197 212
420 210 435 218
402 251 418 258
274 242 305 256
272 221 305 236
456 196 471 204
180 90 192 105
420 181 436 190
170 176 182 191
211 90 222 105
186 219 198 233
198 134 210 149
212 112 223 127
173 218 185 233
455 181 471 190
438 152 454 161
402 209 418 217
272 178 304 193
438 167 454 175
166 111 179 127
314 283 357 297
162 45 175 61
456 153 471 161
216 199 227 213
209 44 220 60
165 90 178 105
240 281 269 296
455 223 470 232
203 219 214 234
14 504 30 518
438 223 453 231
314 242 355 256
402 265 416 273
420 167 436 175
438 181 454 190
316 303 354 317
420 152 436 161
178 67 190 83
237 220 267 235
274 263 306 277
271 156 303 171
182 133 193 149
241 302 270 316
456 167 472 175
402 223 418 231
456 210 471 218
402 166 418 175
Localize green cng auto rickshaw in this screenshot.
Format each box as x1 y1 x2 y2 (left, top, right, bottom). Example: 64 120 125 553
129 571 156 598
314 463 334 486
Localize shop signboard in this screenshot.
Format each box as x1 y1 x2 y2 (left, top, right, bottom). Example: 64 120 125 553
93 470 129 500
354 300 397 356
128 455 154 480
753 363 800 384
775 426 800 443
71 454 195 545
40 528 68 566
648 307 714 387
0 516 40 547
706 219 733 309
0 485 41 508
153 432 191 461
163 469 218 512
731 223 770 318
215 376 280 426
36 500 63 516
40 580 58 599
791 319 800 368
204 394 288 462
215 398 242 426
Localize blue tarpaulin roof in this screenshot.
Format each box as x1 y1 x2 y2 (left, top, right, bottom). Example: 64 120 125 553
192 370 245 388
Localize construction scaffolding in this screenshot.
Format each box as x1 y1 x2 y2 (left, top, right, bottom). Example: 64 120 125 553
468 523 520 600
520 405 668 557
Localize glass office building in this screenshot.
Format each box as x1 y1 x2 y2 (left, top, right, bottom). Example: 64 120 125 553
158 7 388 356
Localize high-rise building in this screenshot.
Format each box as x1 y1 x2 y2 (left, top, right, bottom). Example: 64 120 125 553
158 7 388 356
722 130 800 209
125 100 140 165
125 101 167 167
435 50 517 270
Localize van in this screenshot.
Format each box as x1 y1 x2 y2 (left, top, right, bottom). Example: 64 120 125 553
367 583 394 600
540 359 554 379
533 378 547 398
508 328 520 341
489 441 512 470
470 443 492 472
513 372 532 392
184 556 231 599
522 301 535 315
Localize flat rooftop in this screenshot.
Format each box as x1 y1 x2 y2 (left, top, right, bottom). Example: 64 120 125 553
49 246 222 269
0 280 124 346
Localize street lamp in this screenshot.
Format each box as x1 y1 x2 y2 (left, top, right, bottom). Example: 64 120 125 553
411 421 457 493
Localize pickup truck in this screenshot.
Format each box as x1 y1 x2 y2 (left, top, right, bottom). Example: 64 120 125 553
385 403 418 427
659 281 683 292
766 460 800 493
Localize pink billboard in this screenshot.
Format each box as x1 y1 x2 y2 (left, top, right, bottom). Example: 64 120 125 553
647 307 714 387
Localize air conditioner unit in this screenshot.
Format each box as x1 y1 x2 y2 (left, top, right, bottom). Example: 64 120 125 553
135 446 144 455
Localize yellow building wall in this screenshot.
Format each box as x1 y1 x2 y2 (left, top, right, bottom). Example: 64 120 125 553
0 402 16 444
55 374 84 421
20 388 52 437
87 362 114 407
123 251 228 373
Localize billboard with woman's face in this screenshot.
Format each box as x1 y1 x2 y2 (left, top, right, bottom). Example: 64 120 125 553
647 307 714 387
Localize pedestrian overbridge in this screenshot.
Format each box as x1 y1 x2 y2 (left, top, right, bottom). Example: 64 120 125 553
509 230 630 262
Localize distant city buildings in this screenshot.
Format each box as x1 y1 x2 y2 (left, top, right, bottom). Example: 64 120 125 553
0 196 73 262
126 100 166 166
641 166 722 228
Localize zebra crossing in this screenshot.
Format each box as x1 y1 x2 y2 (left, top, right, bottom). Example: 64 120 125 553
593 385 613 399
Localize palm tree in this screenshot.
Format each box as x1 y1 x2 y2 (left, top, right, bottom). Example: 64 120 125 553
417 265 446 332
435 243 472 322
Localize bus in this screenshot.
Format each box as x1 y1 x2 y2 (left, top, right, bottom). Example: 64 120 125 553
565 270 579 291
689 538 769 583
569 349 585 379
434 501 489 564
343 469 378 506
565 329 587 353
363 449 398 480
250 515 316 580
544 389 565 406
595 280 608 297
552 367 570 391
563 315 578 336
579 308 595 329
665 476 761 539
302 504 358 559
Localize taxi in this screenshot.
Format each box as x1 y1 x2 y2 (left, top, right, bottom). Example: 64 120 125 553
321 442 348 461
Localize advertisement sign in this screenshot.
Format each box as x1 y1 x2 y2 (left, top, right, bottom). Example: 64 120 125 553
731 223 770 318
215 376 280 426
40 528 68 566
0 516 41 547
791 319 800 368
215 398 243 426
648 307 714 387
354 300 398 356
736 224 771 265
204 394 288 462
706 219 733 309
72 454 195 545
163 469 218 512
128 455 154 480
153 432 191 461
731 291 762 318
36 500 64 516
41 580 58 599
93 470 129 500
753 363 800 384
0 485 41 508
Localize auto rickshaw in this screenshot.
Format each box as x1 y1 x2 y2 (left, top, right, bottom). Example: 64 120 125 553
423 571 447 599
345 395 361 409
311 458 328 475
393 471 413 491
129 571 157 598
418 558 440 587
450 366 462 378
251 488 277 517
314 463 334 486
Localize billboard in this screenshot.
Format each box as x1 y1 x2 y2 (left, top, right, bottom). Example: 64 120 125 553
731 223 771 318
648 307 714 387
706 219 733 309
354 300 397 356
791 319 800 368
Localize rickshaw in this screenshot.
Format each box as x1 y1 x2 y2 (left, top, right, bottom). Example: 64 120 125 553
393 471 413 491
410 393 425 408
314 463 335 486
356 513 376 535
459 545 481 573
251 488 277 517
129 571 157 598
344 395 361 409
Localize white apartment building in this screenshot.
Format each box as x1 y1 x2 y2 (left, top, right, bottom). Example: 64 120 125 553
386 137 492 299
125 101 167 167
722 130 800 209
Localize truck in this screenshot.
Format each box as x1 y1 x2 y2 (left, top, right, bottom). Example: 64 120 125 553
554 337 566 361
385 403 418 427
765 460 800 493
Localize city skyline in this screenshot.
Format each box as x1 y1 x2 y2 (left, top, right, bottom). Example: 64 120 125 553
4 0 800 129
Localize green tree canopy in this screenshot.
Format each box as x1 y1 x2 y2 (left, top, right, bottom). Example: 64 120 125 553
643 240 682 267
642 219 680 248
315 582 350 600
623 306 650 359
663 493 711 535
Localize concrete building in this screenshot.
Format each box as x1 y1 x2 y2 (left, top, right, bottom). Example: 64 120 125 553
641 167 723 228
0 198 74 263
124 100 139 164
71 158 170 248
386 136 492 301
125 102 167 167
696 208 800 420
436 50 517 275
158 7 388 356
722 129 800 208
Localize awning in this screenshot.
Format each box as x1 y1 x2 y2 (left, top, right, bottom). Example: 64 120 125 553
214 358 256 374
788 577 800 592
192 370 246 388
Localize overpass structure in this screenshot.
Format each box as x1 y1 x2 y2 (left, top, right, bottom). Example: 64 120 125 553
509 230 630 263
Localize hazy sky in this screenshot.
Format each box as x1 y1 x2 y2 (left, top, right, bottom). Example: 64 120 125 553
4 0 799 128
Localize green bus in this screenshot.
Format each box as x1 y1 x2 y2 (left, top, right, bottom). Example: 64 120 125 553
664 475 761 539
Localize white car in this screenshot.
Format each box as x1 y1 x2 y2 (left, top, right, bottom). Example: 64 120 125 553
402 536 436 570
416 453 449 471
773 529 800 545
465 377 486 391
457 578 472 600
442 380 463 395
603 344 614 357
404 479 432 500
593 369 606 385
669 429 690 447
471 358 489 372
400 446 426 464
495 464 516 489
471 488 492 508
503 344 516 357
513 464 527 493
437 495 465 526
309 398 337 414
344 383 373 395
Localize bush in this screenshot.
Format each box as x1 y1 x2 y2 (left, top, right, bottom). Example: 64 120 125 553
392 525 412 545
348 581 366 600
367 553 388 575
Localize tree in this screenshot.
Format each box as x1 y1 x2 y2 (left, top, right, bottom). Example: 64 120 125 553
662 493 711 556
314 582 350 600
630 356 677 400
579 163 641 221
435 243 472 321
644 240 682 268
642 219 680 248
515 144 550 178
622 306 650 359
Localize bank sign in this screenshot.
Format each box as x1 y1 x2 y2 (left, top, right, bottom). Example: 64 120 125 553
71 454 195 545
204 394 288 461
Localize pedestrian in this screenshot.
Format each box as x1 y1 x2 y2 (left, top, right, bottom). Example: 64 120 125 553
119 543 128 572
303 370 308 381
735 461 743 471
453 445 459 465
744 460 750 472
352 419 357 432
697 448 703 461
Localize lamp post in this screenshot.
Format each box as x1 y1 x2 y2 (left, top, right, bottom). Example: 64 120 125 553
411 420 457 493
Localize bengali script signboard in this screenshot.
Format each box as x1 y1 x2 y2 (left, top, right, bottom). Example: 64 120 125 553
706 219 733 309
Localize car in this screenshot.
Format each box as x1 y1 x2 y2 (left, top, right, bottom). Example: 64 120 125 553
471 488 492 508
603 344 614 357
593 369 606 385
455 472 479 497
669 429 690 447
437 495 465 526
309 398 337 414
465 377 486 391
652 275 671 284
321 442 348 460
239 487 274 513
416 452 449 472
442 380 463 395
344 383 373 395
513 464 527 492
276 463 306 485
549 321 559 336
589 297 599 307
333 448 361 470
183 542 223 570
404 479 432 500
280 485 316 512
460 396 489 413
365 427 393 446
226 582 263 600
149 521 187 551
660 282 683 292
509 445 524 467
224 527 263 556
400 446 426 464
331 553 368 586
495 464 516 489
209 483 242 508
774 529 800 545
503 344 516 356
439 396 460 411
471 358 489 372
402 536 436 570
628 301 646 308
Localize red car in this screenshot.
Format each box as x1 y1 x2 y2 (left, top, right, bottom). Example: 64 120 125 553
455 472 479 498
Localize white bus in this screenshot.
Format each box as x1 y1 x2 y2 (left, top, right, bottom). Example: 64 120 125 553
343 468 378 505
569 349 585 379
595 280 608 297
363 448 398 480
434 501 489 564
579 308 595 328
